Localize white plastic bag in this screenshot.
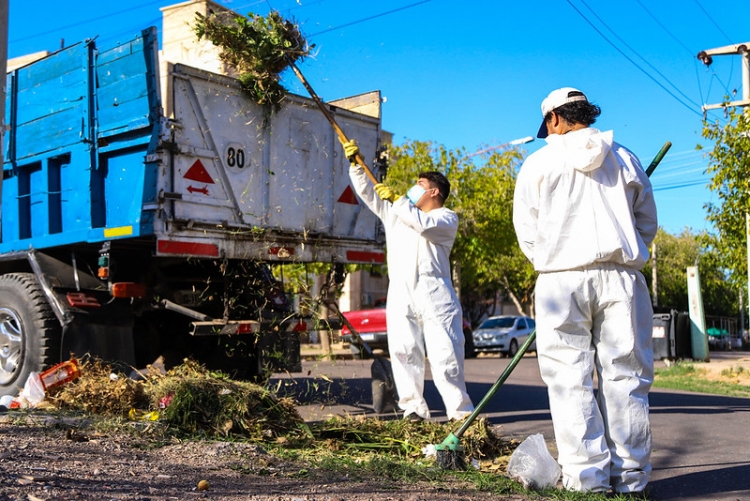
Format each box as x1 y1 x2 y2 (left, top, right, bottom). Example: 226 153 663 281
15 372 46 408
507 433 561 490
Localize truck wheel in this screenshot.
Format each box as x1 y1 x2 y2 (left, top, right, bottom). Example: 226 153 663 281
0 273 61 398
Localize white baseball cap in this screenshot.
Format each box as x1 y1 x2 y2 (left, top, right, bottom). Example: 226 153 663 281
537 87 589 138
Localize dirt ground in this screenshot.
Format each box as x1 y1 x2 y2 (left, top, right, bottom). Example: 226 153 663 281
669 353 750 386
0 413 529 501
1 353 747 501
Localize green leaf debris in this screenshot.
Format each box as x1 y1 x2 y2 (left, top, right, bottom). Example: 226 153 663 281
193 9 314 111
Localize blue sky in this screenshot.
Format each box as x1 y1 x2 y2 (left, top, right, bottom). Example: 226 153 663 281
8 0 750 235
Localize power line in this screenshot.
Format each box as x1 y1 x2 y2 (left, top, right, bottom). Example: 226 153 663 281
578 0 701 110
653 180 709 191
635 0 694 57
694 0 734 44
565 0 702 117
308 0 433 37
9 0 167 45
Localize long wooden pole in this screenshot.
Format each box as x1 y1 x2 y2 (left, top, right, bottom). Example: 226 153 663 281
286 60 380 185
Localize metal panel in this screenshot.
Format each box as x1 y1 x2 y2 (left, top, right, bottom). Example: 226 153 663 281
96 28 159 138
11 41 93 160
167 64 384 251
1 31 159 253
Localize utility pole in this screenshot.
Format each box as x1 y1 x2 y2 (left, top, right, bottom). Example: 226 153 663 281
698 42 750 336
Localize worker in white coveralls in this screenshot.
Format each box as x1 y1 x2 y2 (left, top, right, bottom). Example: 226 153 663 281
341 140 474 422
512 87 657 496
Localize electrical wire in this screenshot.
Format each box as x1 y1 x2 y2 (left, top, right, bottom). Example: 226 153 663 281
694 0 734 44
9 0 168 45
308 0 433 37
578 0 702 110
634 0 694 56
633 0 716 106
565 0 702 117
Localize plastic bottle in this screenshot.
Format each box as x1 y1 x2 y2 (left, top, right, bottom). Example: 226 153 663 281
39 359 81 391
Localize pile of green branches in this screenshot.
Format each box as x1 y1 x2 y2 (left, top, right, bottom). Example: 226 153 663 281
45 357 519 472
193 10 313 110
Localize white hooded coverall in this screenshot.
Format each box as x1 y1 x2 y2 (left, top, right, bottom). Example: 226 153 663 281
513 128 657 494
349 166 474 421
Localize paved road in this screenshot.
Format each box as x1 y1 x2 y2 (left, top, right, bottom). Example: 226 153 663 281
271 350 750 501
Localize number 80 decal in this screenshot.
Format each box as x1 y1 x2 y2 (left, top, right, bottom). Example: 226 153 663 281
225 144 247 169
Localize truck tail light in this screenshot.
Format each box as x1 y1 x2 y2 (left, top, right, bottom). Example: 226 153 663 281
111 282 147 298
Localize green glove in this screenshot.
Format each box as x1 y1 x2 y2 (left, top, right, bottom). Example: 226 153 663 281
342 140 360 164
374 183 400 203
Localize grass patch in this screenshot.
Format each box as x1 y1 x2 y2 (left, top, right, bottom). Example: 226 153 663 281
654 362 750 398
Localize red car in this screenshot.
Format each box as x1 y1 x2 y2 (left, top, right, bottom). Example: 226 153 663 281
341 303 475 359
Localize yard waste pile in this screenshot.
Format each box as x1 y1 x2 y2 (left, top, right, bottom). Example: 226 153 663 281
193 9 313 110
1 357 522 473
46 358 305 440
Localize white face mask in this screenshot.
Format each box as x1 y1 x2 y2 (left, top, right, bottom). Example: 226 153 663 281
406 184 426 205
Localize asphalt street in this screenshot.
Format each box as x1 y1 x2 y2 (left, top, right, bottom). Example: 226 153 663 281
271 350 750 501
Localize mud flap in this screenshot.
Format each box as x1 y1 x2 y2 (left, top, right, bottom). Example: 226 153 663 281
370 356 399 414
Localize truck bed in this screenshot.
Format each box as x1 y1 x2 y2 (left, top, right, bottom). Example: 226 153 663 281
2 28 385 265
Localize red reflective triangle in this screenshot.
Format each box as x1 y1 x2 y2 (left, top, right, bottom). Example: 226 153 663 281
338 185 359 205
184 159 215 184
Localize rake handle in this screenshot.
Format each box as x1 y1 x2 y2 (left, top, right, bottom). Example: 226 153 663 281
287 60 380 186
452 331 536 439
646 141 671 177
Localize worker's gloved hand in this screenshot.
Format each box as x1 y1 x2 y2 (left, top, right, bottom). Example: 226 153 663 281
374 183 401 203
342 140 360 164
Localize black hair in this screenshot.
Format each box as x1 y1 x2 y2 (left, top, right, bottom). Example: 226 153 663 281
419 171 450 201
545 100 601 128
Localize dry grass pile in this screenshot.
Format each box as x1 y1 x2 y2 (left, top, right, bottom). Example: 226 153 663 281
306 415 518 470
46 358 303 440
193 10 313 110
47 358 148 416
40 358 519 470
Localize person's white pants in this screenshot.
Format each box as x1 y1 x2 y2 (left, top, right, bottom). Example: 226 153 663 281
534 265 653 493
386 277 474 420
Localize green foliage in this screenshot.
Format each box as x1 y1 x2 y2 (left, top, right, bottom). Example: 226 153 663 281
386 140 535 321
642 229 736 316
701 107 750 296
193 10 313 110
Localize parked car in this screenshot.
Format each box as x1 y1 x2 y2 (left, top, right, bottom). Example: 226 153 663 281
707 327 732 351
341 304 475 359
471 315 536 357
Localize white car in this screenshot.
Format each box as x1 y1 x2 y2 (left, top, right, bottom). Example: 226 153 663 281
472 315 537 357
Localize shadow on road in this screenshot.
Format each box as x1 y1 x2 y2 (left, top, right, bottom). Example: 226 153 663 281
649 463 750 500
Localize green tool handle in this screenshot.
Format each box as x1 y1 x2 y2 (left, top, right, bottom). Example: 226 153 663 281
646 141 671 177
452 331 536 440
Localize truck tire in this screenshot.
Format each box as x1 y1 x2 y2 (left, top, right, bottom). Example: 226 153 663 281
0 273 61 398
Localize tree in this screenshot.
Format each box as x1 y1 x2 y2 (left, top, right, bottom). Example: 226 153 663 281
701 106 750 294
643 229 737 318
386 140 536 325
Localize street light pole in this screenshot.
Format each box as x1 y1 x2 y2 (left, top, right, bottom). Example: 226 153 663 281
462 136 534 160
